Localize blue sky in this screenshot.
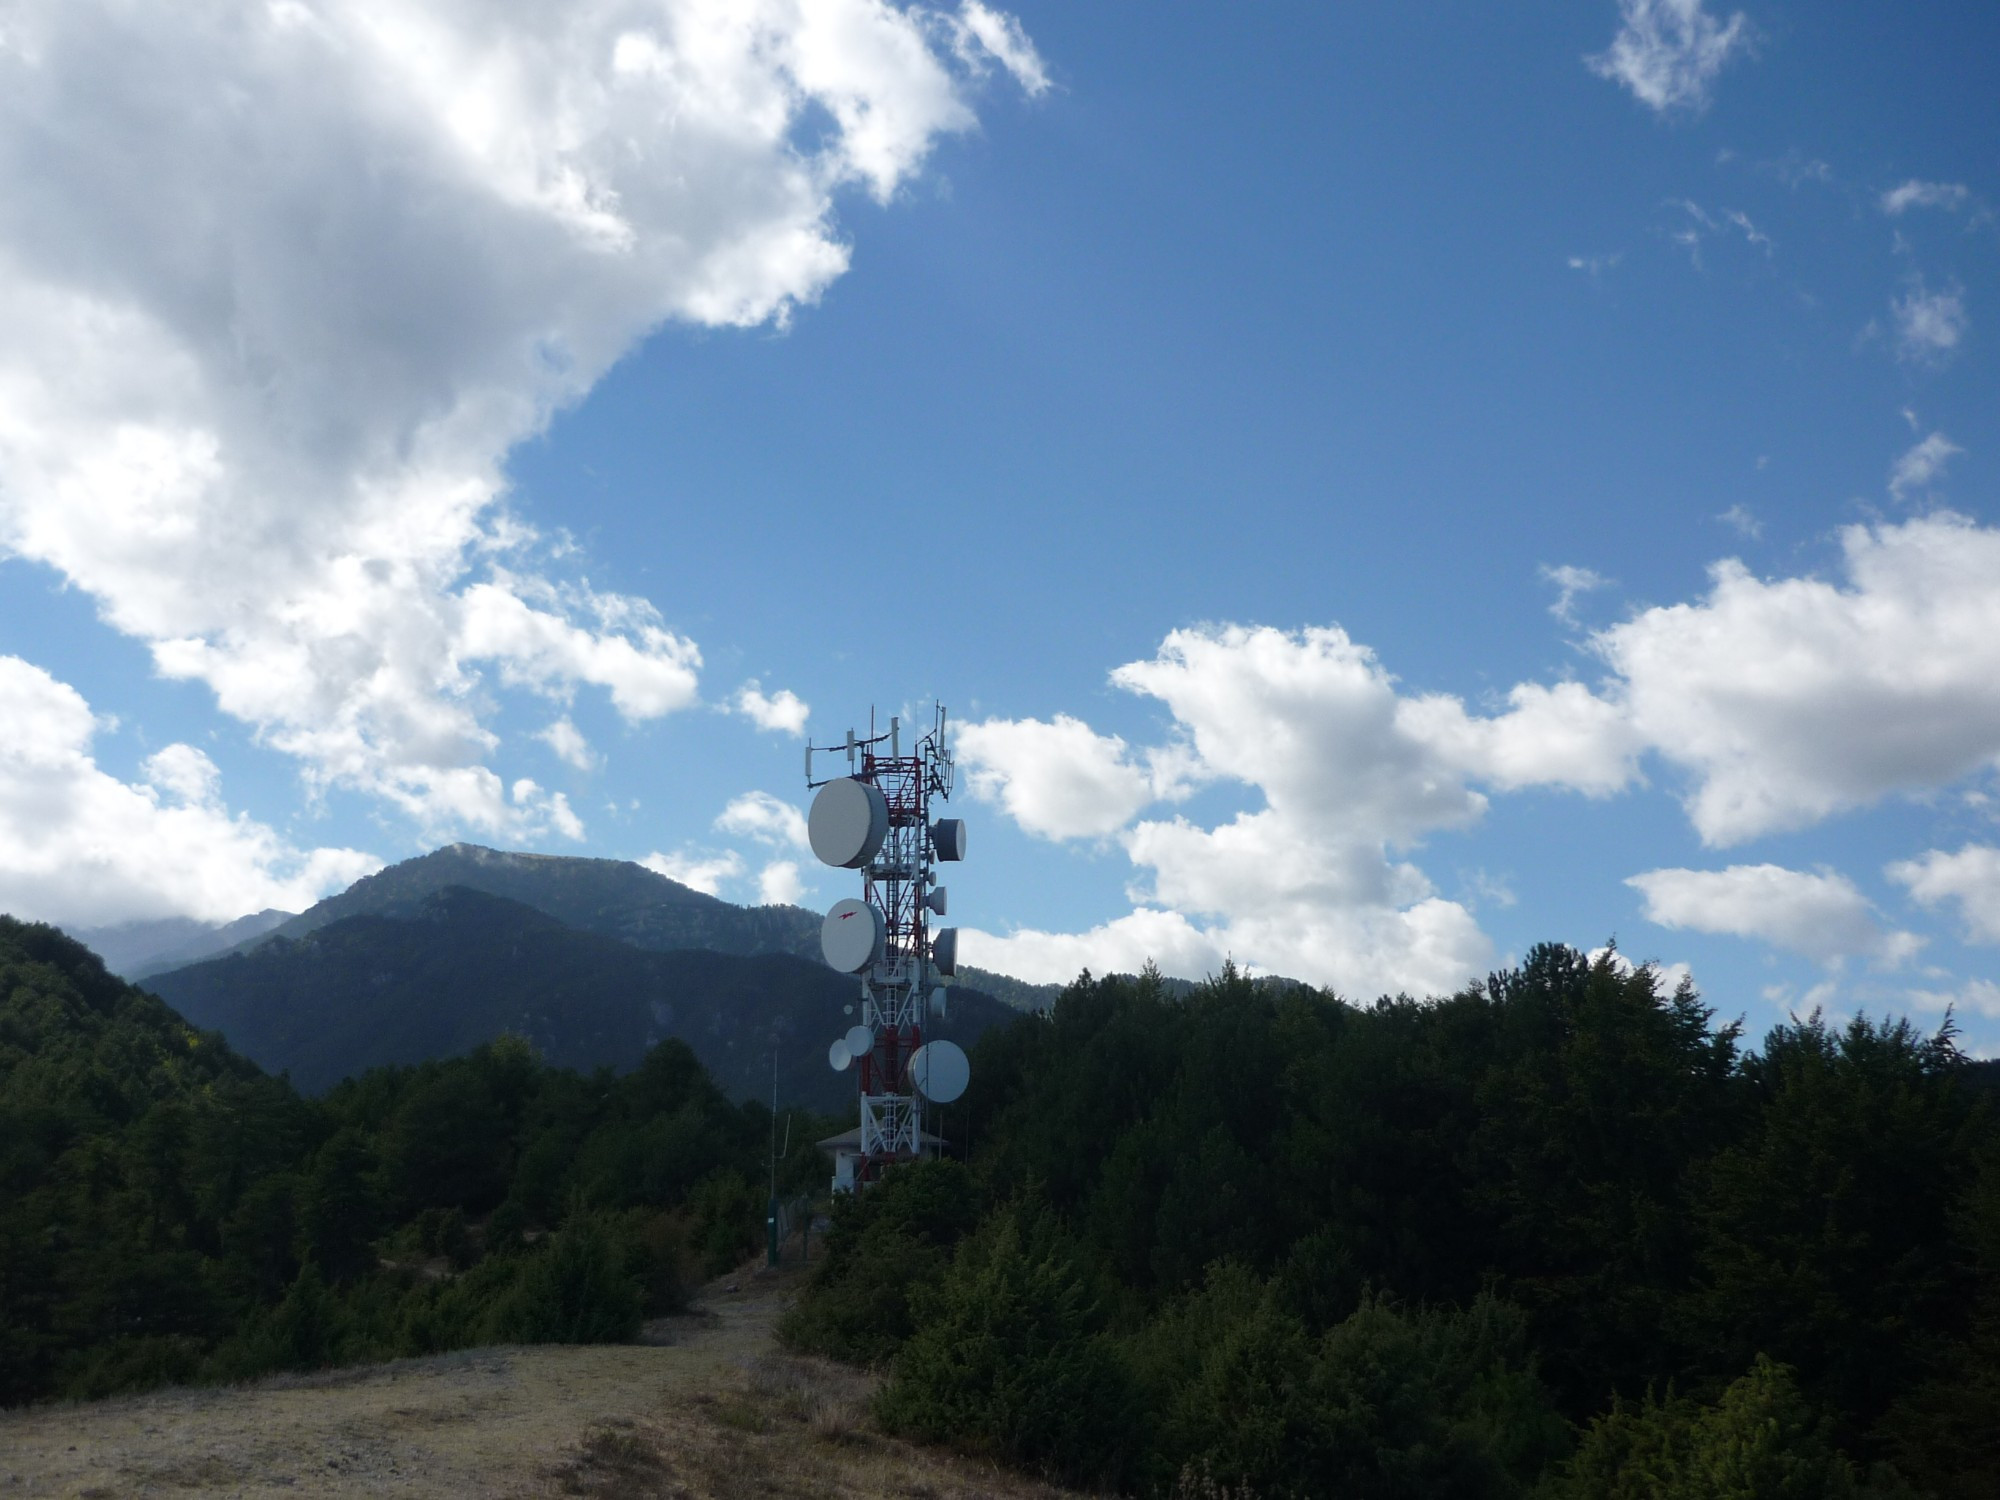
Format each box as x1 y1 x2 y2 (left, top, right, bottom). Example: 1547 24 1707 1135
2 1 1998 1049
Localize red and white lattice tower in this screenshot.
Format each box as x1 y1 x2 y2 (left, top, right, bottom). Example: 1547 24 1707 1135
806 706 969 1190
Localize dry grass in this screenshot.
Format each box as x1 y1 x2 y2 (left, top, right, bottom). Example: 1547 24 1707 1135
537 1338 1083 1500
743 1352 875 1444
3 1254 1092 1500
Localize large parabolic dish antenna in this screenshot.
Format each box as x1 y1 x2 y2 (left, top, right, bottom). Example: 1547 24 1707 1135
821 898 884 973
931 926 959 976
843 1024 875 1059
828 1039 853 1072
810 778 890 868
910 1040 970 1104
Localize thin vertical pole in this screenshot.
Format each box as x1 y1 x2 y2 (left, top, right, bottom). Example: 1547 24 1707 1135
767 1048 780 1267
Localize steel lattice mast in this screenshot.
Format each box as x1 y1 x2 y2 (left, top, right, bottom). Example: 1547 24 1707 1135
806 705 967 1188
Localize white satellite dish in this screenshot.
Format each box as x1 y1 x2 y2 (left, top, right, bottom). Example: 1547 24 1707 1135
929 818 967 862
828 1039 853 1072
925 885 948 916
843 1024 874 1059
928 985 949 1020
810 778 890 869
821 898 884 973
931 926 959 977
910 1040 970 1104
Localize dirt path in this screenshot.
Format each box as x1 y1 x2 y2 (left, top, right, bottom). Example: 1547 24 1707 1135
0 1262 1076 1500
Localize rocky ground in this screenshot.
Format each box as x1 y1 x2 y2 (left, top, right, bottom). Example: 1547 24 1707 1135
0 1259 1080 1499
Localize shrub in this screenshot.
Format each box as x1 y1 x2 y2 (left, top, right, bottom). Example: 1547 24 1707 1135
1547 1355 1908 1499
781 1157 980 1365
490 1215 642 1345
875 1203 1137 1488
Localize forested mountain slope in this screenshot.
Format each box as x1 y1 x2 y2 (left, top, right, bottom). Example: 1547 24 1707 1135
145 885 1019 1105
213 841 1060 1012
0 914 830 1407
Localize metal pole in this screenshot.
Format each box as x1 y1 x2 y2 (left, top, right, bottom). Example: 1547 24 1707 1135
767 1048 779 1267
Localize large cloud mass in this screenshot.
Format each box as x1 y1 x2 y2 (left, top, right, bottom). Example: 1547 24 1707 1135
0 0 1041 847
962 516 2000 995
961 625 1633 997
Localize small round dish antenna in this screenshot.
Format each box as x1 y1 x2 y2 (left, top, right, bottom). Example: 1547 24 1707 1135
929 818 967 862
910 1040 970 1104
843 1024 874 1059
931 926 959 977
828 1039 853 1072
810 779 889 869
925 885 948 916
821 898 884 973
928 985 949 1019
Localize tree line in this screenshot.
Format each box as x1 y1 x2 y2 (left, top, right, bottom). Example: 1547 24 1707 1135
0 917 829 1406
784 947 2000 1499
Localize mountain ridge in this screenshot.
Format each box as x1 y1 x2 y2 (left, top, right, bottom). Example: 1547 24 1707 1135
144 884 1021 1108
215 842 1062 1011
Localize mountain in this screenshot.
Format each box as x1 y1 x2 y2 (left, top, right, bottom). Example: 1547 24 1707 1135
252 843 821 958
145 885 1021 1108
228 843 1061 1011
63 908 294 980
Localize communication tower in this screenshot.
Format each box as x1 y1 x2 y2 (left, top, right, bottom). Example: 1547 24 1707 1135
806 705 969 1189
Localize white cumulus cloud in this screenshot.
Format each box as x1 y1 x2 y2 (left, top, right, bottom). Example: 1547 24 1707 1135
734 680 811 735
1889 844 2000 945
0 654 378 926
963 625 1642 997
640 847 744 896
958 714 1189 840
1594 514 2000 844
536 717 598 771
756 858 806 906
962 516 2000 991
0 0 1034 849
1904 977 2000 1019
1627 863 1920 964
1587 0 1754 116
715 790 809 849
961 908 1228 988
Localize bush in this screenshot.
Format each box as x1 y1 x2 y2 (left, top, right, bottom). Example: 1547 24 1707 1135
490 1216 642 1345
1130 1274 1563 1500
687 1170 760 1279
875 1203 1137 1488
781 1158 981 1365
1547 1355 1908 1499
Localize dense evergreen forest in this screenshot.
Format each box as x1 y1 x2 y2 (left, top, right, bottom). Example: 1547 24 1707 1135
0 917 830 1407
785 950 2000 1499
12 905 2000 1498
